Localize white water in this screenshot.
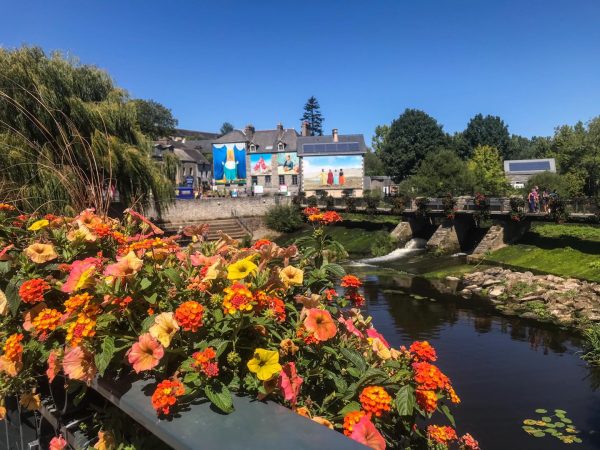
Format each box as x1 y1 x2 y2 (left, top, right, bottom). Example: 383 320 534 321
359 238 427 264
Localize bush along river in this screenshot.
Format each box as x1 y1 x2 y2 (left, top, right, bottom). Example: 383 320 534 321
347 253 600 449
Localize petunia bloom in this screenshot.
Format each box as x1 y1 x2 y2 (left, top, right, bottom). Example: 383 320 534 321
303 308 337 342
62 346 96 385
279 265 304 287
103 251 143 279
28 219 50 231
127 333 164 373
366 328 390 349
46 349 63 383
94 430 117 450
62 257 101 293
49 435 67 450
0 288 7 316
149 312 180 347
247 348 282 381
278 362 303 405
349 415 386 450
227 257 258 280
24 243 58 264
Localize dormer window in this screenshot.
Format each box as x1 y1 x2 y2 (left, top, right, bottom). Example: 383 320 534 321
277 142 285 151
249 143 257 152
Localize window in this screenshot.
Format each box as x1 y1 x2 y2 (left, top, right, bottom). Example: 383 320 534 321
249 144 256 152
251 176 258 186
277 142 285 151
279 175 285 185
265 175 272 187
292 175 298 186
188 167 193 176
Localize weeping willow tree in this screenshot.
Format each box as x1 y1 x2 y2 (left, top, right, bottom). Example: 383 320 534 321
0 46 175 215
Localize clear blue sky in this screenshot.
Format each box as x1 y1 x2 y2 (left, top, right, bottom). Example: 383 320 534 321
2 0 599 143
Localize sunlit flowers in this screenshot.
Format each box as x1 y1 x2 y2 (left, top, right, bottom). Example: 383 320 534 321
359 386 392 417
222 282 253 314
227 257 258 280
303 308 337 342
31 308 62 339
192 347 219 377
94 430 117 450
24 242 58 264
412 361 450 391
62 257 100 293
64 292 94 315
0 288 7 316
0 333 24 376
175 301 204 332
127 333 164 373
458 433 480 450
427 425 457 445
416 389 438 414
279 265 303 287
149 312 180 347
343 410 367 436
278 362 303 406
409 341 437 362
247 348 282 381
66 314 96 347
28 219 49 231
46 349 62 383
151 378 185 416
62 346 96 384
19 278 50 304
103 251 143 279
341 275 362 288
349 415 386 450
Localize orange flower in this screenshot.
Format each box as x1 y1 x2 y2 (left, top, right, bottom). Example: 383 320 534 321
447 385 461 404
427 425 457 445
175 301 204 332
416 389 438 414
64 292 94 315
31 308 62 339
62 346 96 384
46 349 63 383
66 314 96 347
192 347 219 377
343 410 367 436
127 333 164 373
151 378 185 416
412 361 450 391
252 239 272 249
255 292 286 322
0 203 16 211
409 341 437 362
24 243 58 264
222 283 254 314
303 308 337 342
458 433 480 450
296 325 319 345
19 278 50 304
1 333 24 374
302 207 320 217
312 416 334 429
94 430 117 450
320 211 343 224
103 251 143 279
349 415 386 450
359 386 392 417
341 275 362 288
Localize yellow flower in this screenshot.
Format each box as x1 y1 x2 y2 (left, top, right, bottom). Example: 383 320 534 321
67 224 97 243
247 348 282 381
203 261 221 282
28 219 49 231
0 289 7 316
149 312 180 347
94 430 117 450
24 243 58 264
227 257 258 280
279 266 303 287
19 391 41 411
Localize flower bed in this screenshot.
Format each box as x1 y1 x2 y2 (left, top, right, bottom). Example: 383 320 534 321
0 204 479 450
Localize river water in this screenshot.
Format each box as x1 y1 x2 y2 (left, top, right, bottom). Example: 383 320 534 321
349 258 600 450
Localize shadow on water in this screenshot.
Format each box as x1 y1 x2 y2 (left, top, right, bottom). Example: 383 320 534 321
353 266 600 449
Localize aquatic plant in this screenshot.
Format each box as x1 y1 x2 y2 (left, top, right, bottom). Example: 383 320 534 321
522 409 581 443
582 324 600 366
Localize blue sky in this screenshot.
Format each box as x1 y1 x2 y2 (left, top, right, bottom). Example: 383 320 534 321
1 0 599 143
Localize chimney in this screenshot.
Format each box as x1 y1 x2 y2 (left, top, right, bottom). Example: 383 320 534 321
244 123 255 138
277 122 284 131
332 128 339 142
301 121 309 137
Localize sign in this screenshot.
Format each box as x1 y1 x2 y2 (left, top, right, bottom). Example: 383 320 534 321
185 176 194 187
176 187 194 199
253 185 264 194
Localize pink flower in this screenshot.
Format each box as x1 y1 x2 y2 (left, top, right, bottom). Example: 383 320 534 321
366 328 390 349
0 244 14 261
125 209 164 235
303 308 337 342
278 362 303 405
127 333 164 373
350 415 386 450
46 349 63 383
189 252 219 267
62 257 101 293
49 435 67 450
103 251 143 279
63 346 96 385
338 316 364 338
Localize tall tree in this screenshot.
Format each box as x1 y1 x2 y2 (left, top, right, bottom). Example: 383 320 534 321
300 96 324 136
379 109 447 182
220 122 234 136
405 149 474 196
364 150 385 176
467 145 508 195
131 99 178 139
371 125 390 155
463 114 511 159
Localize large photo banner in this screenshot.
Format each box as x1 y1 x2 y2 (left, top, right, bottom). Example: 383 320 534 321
302 155 363 190
277 152 299 175
213 143 247 184
250 153 272 175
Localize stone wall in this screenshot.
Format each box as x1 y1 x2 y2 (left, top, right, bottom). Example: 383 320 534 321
147 196 292 222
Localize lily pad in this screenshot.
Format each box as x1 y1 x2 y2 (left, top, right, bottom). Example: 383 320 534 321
535 408 548 414
532 431 546 438
555 422 566 428
562 418 573 424
542 416 552 422
555 409 567 415
523 419 537 425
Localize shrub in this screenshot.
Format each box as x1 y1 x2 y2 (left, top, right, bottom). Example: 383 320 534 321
389 195 407 215
344 196 357 213
264 205 304 232
509 196 526 222
441 193 457 220
306 195 318 207
370 232 396 257
325 195 335 211
364 192 381 213
415 197 429 218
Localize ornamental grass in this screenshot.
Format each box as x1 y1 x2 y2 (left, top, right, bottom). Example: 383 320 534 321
0 206 479 449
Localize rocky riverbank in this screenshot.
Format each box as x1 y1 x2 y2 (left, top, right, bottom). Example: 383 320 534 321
454 267 600 328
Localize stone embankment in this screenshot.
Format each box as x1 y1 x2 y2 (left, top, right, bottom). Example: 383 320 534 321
453 267 600 328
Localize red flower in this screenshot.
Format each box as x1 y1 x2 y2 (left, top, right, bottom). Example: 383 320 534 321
192 347 219 378
459 433 480 450
19 279 50 304
349 415 386 450
175 301 204 332
341 275 362 288
409 341 437 362
412 361 450 391
151 378 185 415
427 425 457 445
278 362 303 406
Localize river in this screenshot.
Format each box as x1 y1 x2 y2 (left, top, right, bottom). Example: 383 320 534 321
349 256 600 449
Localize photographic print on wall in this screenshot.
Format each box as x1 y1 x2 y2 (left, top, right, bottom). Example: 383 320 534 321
213 143 247 184
301 155 363 190
277 152 299 175
249 153 273 175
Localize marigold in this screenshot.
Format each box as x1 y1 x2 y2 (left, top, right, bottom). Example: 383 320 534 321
427 425 458 445
192 347 219 377
359 386 392 417
412 361 451 391
19 279 50 304
341 275 362 288
66 314 96 347
151 378 185 415
343 410 367 436
222 282 254 314
31 308 62 339
416 389 438 414
24 243 58 264
175 301 204 332
409 341 437 362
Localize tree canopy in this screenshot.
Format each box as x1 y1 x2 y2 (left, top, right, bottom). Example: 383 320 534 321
0 46 172 214
379 109 447 182
403 149 473 196
467 145 508 195
462 114 511 159
220 122 234 135
300 96 324 136
131 99 178 139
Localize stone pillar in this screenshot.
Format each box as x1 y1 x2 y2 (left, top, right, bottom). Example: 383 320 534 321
426 221 461 254
470 219 531 257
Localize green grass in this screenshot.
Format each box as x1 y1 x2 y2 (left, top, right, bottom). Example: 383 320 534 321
342 213 403 225
485 223 600 282
422 264 480 279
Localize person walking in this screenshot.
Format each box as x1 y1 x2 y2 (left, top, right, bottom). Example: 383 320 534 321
527 187 537 213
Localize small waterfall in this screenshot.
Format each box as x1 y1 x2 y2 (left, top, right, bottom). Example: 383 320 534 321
360 238 427 263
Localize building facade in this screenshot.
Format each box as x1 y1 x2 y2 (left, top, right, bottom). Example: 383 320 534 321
504 158 556 188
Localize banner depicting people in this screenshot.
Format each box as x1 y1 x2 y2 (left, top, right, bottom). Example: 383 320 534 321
213 143 246 184
250 153 272 175
302 155 363 190
277 152 299 175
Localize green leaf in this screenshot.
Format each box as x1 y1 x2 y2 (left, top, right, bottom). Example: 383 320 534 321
338 401 361 417
204 383 234 414
535 408 548 414
215 340 229 358
395 385 416 417
346 367 361 378
73 385 88 407
162 268 182 285
141 315 156 332
439 403 456 427
139 277 152 291
542 416 552 422
184 372 200 384
213 308 223 322
339 348 367 372
532 431 545 438
554 409 566 414
0 260 11 275
5 277 21 316
94 336 116 376
562 418 572 424
144 292 158 304
322 263 346 278
554 422 565 428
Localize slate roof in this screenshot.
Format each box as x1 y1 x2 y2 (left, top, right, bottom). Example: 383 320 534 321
214 128 300 152
296 134 367 156
174 129 220 140
153 141 210 165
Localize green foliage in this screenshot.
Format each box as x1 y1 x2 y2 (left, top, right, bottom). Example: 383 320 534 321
522 409 581 443
306 195 318 207
344 196 357 213
131 99 178 139
370 232 396 257
406 148 474 196
415 197 430 218
364 191 381 213
364 150 385 176
264 205 304 233
468 145 509 195
300 96 324 136
525 172 569 198
582 324 600 366
379 109 447 182
219 122 234 136
463 113 511 159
